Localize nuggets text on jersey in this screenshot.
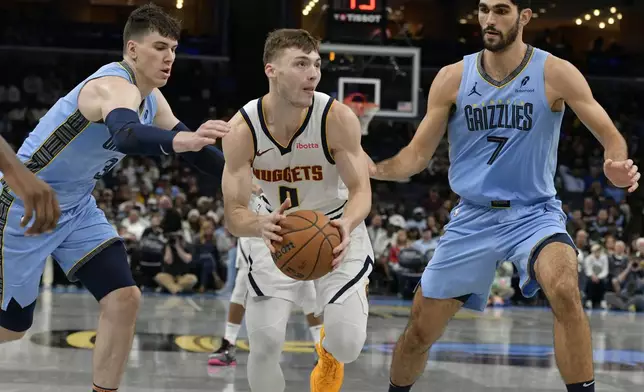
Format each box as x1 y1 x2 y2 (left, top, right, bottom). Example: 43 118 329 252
252 166 323 183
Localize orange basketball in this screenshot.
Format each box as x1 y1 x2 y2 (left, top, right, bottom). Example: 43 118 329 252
270 210 342 281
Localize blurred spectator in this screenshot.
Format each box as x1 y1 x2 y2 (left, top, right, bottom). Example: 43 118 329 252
605 256 644 312
192 219 226 292
367 214 389 258
406 207 427 231
422 188 443 212
488 262 515 307
121 209 148 240
608 240 629 292
589 209 611 242
154 232 196 294
581 197 597 227
426 215 441 237
388 229 411 266
567 210 586 235
584 243 609 308
575 229 590 300
413 227 438 255
133 213 166 288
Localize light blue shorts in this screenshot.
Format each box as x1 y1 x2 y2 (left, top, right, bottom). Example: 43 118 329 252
420 198 574 311
0 191 120 310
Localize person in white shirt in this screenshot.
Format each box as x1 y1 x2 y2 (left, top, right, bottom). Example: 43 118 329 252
584 244 609 308
413 228 438 255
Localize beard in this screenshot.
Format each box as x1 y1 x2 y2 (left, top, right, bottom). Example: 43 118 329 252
482 16 520 52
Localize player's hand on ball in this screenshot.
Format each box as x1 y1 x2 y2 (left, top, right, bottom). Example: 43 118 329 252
604 159 640 193
260 197 291 252
329 218 351 269
4 167 61 235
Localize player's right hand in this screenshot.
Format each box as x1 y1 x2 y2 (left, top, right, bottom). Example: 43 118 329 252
3 167 61 236
260 198 291 253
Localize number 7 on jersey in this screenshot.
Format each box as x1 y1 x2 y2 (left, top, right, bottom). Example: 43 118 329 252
486 136 508 165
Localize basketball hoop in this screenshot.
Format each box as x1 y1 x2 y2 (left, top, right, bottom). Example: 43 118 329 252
343 92 379 135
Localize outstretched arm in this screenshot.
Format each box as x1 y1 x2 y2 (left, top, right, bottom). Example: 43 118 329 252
79 77 220 155
546 56 639 192
372 62 462 181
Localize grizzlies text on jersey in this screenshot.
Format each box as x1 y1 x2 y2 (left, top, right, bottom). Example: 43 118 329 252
448 45 564 206
9 61 157 210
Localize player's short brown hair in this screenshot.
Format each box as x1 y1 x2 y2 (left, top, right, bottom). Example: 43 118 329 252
263 29 320 65
123 3 181 49
510 0 531 10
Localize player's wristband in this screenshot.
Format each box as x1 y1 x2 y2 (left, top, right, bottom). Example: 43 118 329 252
172 121 225 179
105 108 178 156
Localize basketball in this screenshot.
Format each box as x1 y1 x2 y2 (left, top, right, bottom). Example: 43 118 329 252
270 210 342 281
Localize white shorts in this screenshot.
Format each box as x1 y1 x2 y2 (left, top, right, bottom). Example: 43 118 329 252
245 221 374 316
232 238 318 315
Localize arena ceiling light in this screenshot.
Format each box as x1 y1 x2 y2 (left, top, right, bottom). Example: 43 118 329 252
303 0 319 16
576 6 622 29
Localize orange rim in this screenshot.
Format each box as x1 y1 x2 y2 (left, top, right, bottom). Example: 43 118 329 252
343 93 378 117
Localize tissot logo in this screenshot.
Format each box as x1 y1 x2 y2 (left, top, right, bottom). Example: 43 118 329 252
296 142 319 149
333 13 382 23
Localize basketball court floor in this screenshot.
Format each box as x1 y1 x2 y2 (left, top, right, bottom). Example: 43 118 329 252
1 290 643 391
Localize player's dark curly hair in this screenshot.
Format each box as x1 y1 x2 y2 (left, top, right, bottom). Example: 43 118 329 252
263 29 320 65
510 0 532 10
123 3 181 49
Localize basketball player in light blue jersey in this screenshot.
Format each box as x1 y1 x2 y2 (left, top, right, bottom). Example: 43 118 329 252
370 1 640 392
0 5 228 392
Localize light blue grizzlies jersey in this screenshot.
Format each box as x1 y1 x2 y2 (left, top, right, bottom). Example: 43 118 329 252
10 61 157 210
447 45 564 206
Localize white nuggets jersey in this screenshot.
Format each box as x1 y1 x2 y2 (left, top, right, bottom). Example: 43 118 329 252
240 92 348 219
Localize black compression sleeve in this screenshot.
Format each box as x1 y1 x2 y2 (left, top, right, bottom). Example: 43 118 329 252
105 108 178 155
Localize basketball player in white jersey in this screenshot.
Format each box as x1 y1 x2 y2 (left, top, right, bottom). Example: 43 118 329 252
221 29 373 392
207 185 323 367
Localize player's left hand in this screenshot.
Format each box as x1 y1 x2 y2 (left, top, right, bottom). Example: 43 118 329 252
603 159 640 193
329 218 351 269
195 120 231 140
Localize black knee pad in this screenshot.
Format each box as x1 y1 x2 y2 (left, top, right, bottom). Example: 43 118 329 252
74 240 136 302
0 298 36 332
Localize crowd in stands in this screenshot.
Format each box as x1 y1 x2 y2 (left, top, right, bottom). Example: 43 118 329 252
2 31 643 312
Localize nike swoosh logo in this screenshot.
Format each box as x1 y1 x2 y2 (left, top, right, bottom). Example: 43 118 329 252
583 381 595 387
256 148 274 157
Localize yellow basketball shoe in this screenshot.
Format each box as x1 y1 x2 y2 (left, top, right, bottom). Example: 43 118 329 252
310 326 344 392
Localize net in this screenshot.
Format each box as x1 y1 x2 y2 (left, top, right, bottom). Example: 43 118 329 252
343 92 379 135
